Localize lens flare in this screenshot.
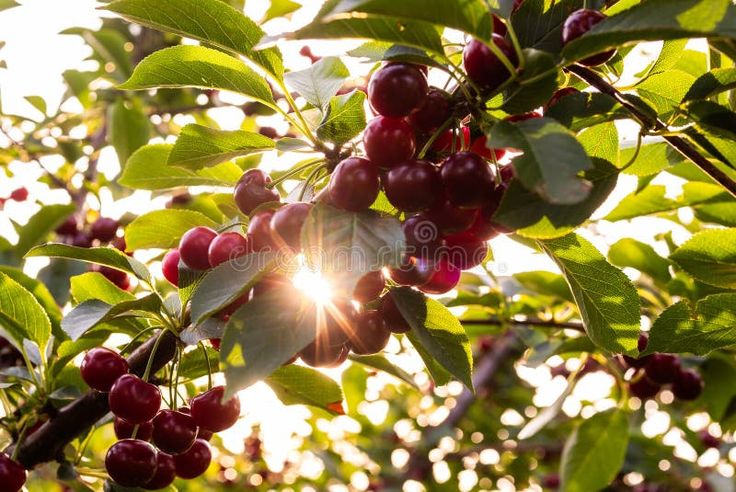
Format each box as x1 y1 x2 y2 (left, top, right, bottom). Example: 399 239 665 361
292 266 333 305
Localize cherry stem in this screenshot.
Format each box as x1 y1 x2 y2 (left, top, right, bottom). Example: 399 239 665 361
120 326 158 355
142 331 167 382
172 346 181 409
199 341 213 391
267 159 325 189
11 422 29 461
417 117 455 159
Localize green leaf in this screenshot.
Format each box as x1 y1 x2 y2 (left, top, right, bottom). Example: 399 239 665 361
0 0 19 12
562 0 736 64
389 287 473 389
61 294 161 341
0 273 52 350
559 409 629 492
684 68 736 101
487 117 593 205
700 355 736 421
24 95 47 115
544 91 625 132
264 0 301 21
578 123 619 163
645 294 736 355
636 70 695 117
348 353 418 389
302 203 404 295
511 0 588 54
14 204 75 259
685 100 736 140
177 345 220 379
619 141 684 176
513 271 574 303
107 98 151 164
265 364 344 414
168 124 274 170
317 90 367 144
119 144 242 190
347 42 444 69
604 186 679 221
670 228 736 289
0 266 62 337
125 209 217 251
25 244 152 283
105 0 284 79
64 27 133 80
608 238 671 285
284 56 349 109
540 234 640 355
493 158 617 239
502 49 559 114
119 45 275 106
70 272 135 304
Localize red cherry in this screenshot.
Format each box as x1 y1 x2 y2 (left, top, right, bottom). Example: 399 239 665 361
71 232 93 248
90 217 119 242
152 409 198 455
418 259 460 294
190 386 241 432
379 294 411 333
443 233 488 270
426 197 479 235
644 353 681 384
463 35 518 92
561 9 615 66
233 169 280 215
432 126 471 153
363 116 416 168
368 63 428 117
464 210 500 242
81 347 129 392
179 226 217 271
109 374 161 424
387 257 434 287
492 14 507 36
629 373 660 399
505 111 542 122
270 203 312 252
114 416 153 441
350 310 391 355
353 271 385 303
173 439 211 479
247 209 278 252
105 439 158 487
408 88 452 135
207 231 252 267
328 157 380 211
672 368 703 401
402 214 442 259
55 215 78 236
382 160 441 212
92 265 129 290
545 87 580 111
300 342 350 368
440 151 495 209
161 249 180 286
699 430 720 449
470 136 506 162
0 453 26 492
178 406 213 441
209 338 221 351
142 451 176 490
9 187 28 202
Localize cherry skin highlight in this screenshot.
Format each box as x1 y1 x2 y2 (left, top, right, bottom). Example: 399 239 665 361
207 231 252 267
233 169 280 215
418 259 461 295
179 226 217 271
190 386 241 432
81 347 129 392
368 63 428 117
109 374 161 424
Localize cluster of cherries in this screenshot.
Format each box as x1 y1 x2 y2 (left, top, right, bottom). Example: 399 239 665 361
79 347 240 488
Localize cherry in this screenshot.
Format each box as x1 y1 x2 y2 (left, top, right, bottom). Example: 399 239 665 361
387 257 433 287
561 9 616 66
209 338 221 351
81 347 129 392
368 63 428 117
463 35 518 92
93 265 130 290
644 353 681 384
699 430 720 449
161 249 180 286
379 294 411 333
111 236 129 254
629 373 660 399
179 406 214 441
109 374 161 424
328 157 380 211
114 416 153 441
493 14 507 35
0 453 26 492
9 187 28 202
179 226 217 271
432 126 471 153
672 368 703 401
90 217 119 242
622 333 652 369
233 169 280 215
505 111 542 123
55 215 78 235
353 271 385 303
315 300 356 349
363 116 416 168
143 451 176 490
440 151 495 209
350 310 391 355
300 342 350 368
270 202 312 252
71 232 93 248
382 160 441 212
247 209 278 252
418 259 460 295
190 386 241 432
545 87 580 111
426 197 479 235
208 231 252 267
403 214 443 259
152 409 198 455
464 208 501 242
470 136 506 162
105 439 158 487
408 88 452 135
541 474 560 489
174 439 211 479
443 233 489 270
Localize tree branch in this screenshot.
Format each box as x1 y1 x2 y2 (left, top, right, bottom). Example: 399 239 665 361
566 64 736 199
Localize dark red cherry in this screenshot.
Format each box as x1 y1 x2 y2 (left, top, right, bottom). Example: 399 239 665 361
443 233 489 270
0 453 26 492
353 271 385 303
105 439 158 487
387 257 434 286
71 232 93 248
300 342 350 368
81 347 129 392
672 368 703 401
179 226 217 271
234 169 280 215
190 386 241 432
644 354 681 384
379 294 411 333
464 209 500 242
492 14 507 35
328 157 380 211
208 231 252 267
55 215 79 235
432 126 471 153
623 333 652 369
463 35 518 92
109 374 161 424
545 87 580 111
368 63 428 117
363 116 416 168
161 249 180 286
270 202 312 252
142 452 176 490
90 217 118 242
178 406 213 441
93 265 129 290
9 187 28 202
114 416 153 441
402 214 442 259
152 409 198 455
699 431 720 449
426 197 479 235
418 259 460 294
629 374 660 399
440 151 495 209
350 310 391 355
561 9 615 66
408 88 452 135
470 136 506 162
174 439 211 479
505 111 542 123
382 160 441 212
247 209 278 252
